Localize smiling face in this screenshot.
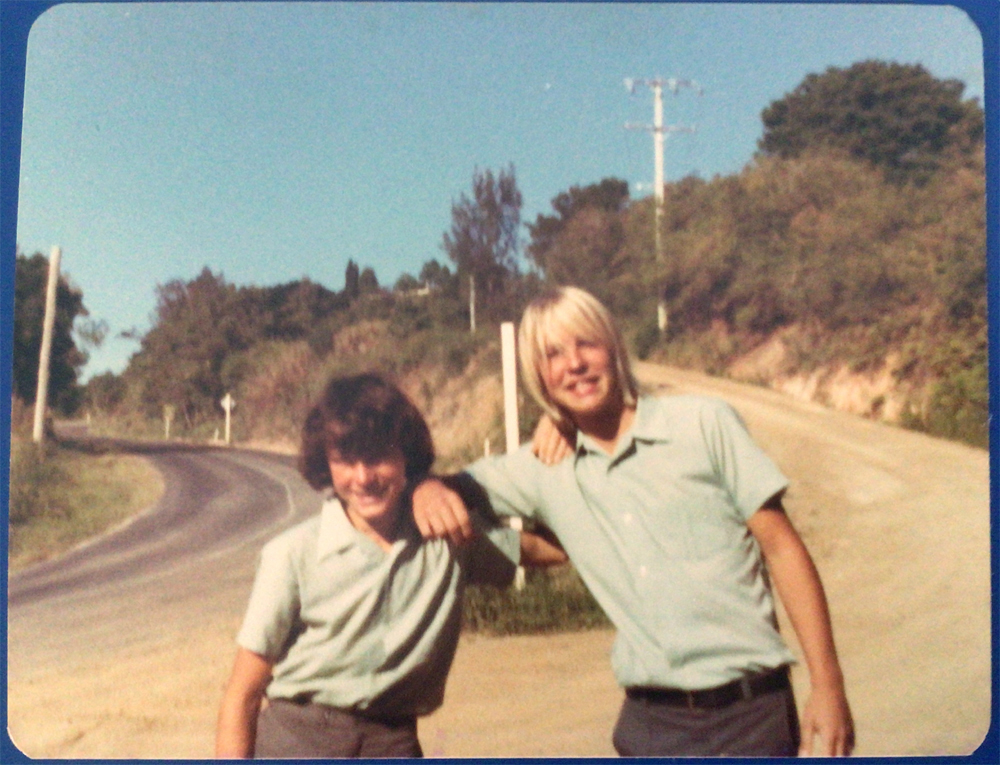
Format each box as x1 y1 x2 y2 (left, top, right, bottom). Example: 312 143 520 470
518 287 638 434
541 330 618 422
328 448 408 533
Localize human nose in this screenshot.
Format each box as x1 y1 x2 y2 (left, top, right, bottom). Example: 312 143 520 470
352 461 373 484
565 343 586 370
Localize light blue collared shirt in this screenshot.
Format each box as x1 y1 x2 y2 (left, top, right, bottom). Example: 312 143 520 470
237 497 519 716
465 393 796 690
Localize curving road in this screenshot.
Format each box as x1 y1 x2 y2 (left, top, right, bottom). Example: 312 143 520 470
8 444 318 680
5 363 993 758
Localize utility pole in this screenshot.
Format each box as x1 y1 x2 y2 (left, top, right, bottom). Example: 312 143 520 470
469 275 476 333
32 246 62 444
624 77 701 262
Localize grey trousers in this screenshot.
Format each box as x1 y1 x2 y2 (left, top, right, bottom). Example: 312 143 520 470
612 684 801 757
254 699 423 759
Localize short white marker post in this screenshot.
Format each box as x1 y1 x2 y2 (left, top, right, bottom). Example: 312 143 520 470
163 404 175 440
220 393 235 445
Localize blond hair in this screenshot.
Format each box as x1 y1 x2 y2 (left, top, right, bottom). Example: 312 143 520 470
518 286 638 430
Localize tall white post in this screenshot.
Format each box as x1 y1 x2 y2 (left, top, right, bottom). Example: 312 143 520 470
653 82 665 259
32 246 62 444
500 322 518 453
500 321 525 590
653 82 665 207
625 76 700 263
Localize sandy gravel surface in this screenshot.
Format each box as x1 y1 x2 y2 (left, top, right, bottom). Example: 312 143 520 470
6 363 992 758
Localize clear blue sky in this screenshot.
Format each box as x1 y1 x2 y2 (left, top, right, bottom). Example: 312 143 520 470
8 1 989 380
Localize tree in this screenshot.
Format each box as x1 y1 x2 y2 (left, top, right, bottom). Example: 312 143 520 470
526 177 630 275
12 251 89 412
344 259 360 301
525 179 630 301
359 266 379 295
248 279 344 340
127 267 259 426
84 370 127 413
758 60 984 184
419 259 454 291
394 273 421 292
441 165 522 317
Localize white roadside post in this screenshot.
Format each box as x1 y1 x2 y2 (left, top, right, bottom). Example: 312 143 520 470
163 404 175 440
31 246 62 444
501 322 526 590
220 393 235 445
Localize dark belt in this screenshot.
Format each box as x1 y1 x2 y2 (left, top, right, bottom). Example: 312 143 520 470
625 666 790 710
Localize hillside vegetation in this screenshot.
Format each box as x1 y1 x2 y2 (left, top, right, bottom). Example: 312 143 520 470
16 59 985 454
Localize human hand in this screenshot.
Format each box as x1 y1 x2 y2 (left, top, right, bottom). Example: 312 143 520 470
531 415 573 465
411 478 475 546
799 683 855 756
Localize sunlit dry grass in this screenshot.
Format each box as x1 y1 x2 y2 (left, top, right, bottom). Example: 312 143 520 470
8 438 164 571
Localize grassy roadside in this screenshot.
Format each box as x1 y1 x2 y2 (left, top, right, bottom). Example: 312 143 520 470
463 564 610 635
8 437 164 571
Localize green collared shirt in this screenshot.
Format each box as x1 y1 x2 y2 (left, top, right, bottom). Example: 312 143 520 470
236 497 519 716
465 394 796 690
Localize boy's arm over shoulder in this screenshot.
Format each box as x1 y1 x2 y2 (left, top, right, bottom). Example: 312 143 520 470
411 477 475 545
412 447 549 543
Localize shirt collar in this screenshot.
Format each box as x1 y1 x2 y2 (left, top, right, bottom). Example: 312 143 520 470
630 395 672 444
316 493 420 560
317 496 360 558
573 395 669 459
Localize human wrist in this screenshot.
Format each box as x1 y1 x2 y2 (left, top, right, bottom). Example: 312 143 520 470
809 667 846 694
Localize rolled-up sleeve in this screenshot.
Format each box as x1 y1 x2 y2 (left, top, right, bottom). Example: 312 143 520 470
701 400 788 521
236 538 301 661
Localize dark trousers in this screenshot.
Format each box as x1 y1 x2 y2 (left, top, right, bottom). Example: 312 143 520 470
255 698 423 759
612 682 800 757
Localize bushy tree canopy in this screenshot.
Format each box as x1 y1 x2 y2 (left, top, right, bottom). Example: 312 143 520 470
13 251 88 411
124 268 345 425
526 178 629 278
758 60 984 183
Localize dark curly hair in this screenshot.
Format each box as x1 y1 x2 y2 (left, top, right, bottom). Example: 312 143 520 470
298 373 435 491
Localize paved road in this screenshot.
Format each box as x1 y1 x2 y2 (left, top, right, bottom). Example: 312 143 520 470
8 444 318 677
